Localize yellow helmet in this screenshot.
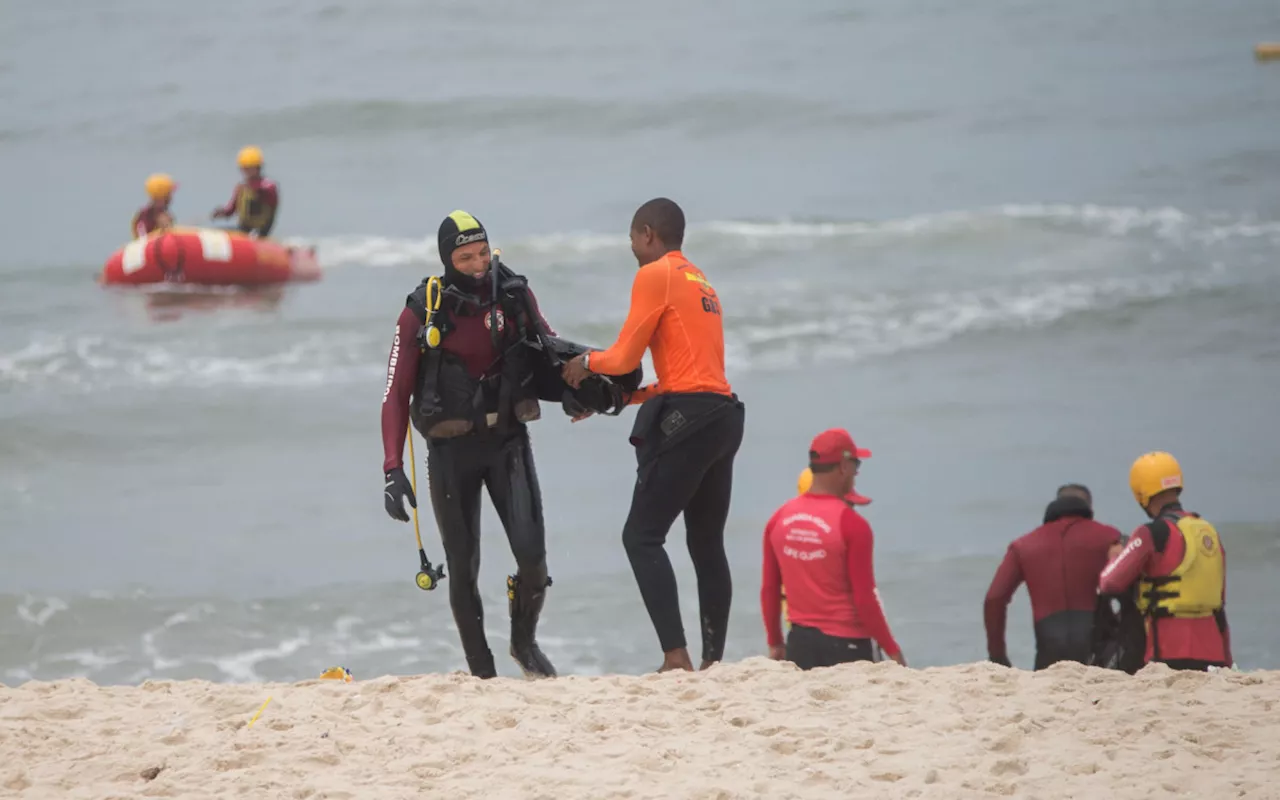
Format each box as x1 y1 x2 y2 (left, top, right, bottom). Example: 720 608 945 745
796 466 871 505
797 467 813 495
1129 451 1183 508
237 146 264 168
144 173 176 200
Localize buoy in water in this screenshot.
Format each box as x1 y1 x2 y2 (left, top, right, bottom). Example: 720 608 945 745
1254 43 1280 61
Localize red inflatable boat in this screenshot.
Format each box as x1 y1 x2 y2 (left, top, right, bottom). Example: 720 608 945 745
99 227 321 287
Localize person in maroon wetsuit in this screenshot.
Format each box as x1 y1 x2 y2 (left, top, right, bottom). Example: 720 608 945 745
761 429 905 670
380 210 641 680
132 173 177 239
984 484 1122 670
1098 452 1232 672
211 146 279 238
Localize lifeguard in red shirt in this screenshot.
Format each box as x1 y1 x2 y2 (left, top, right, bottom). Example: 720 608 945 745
211 146 279 238
761 429 904 670
1099 451 1232 671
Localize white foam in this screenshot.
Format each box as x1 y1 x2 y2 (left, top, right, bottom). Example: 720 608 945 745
16 595 68 627
211 635 310 683
297 203 1268 269
0 332 385 390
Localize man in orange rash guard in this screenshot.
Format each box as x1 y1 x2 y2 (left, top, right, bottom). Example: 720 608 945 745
761 429 904 669
1098 451 1232 671
562 197 746 673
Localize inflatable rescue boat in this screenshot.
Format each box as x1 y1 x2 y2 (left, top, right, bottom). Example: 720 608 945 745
100 227 321 287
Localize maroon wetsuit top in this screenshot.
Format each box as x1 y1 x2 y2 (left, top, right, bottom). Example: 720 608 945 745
380 279 556 472
132 204 168 238
984 499 1121 664
1099 504 1231 666
216 177 279 217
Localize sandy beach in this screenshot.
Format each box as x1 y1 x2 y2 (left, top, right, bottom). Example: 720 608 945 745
1 658 1276 799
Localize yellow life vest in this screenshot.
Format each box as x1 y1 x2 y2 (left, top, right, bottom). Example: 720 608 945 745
1136 514 1225 619
236 184 273 230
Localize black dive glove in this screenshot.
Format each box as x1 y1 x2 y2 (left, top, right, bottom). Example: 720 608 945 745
384 467 417 522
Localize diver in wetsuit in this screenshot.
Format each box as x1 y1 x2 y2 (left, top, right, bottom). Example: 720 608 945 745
983 484 1122 670
380 210 642 679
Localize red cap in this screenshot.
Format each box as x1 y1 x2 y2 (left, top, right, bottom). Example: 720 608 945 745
809 428 871 466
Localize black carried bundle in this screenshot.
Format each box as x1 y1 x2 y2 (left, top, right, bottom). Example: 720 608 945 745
531 335 643 418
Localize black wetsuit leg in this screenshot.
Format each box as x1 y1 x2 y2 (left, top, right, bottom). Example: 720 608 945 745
785 624 874 671
426 436 495 678
621 395 745 662
681 419 742 664
483 428 556 677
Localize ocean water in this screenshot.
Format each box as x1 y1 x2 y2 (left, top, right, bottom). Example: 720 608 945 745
2 0 1279 683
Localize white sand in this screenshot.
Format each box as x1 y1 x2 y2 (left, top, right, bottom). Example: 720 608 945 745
1 658 1276 799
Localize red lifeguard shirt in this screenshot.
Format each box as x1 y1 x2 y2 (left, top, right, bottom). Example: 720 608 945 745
761 493 900 657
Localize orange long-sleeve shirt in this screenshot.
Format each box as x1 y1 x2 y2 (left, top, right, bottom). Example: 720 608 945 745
589 251 732 403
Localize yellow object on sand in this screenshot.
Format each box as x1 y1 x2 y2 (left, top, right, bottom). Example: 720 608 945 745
246 696 272 728
1255 43 1280 61
319 666 354 682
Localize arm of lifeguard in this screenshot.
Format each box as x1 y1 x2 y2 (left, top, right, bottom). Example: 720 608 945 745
1220 544 1232 665
760 510 785 648
627 382 662 405
1098 527 1154 595
380 307 421 472
842 510 901 658
982 545 1024 663
587 263 667 377
132 212 146 240
216 185 240 217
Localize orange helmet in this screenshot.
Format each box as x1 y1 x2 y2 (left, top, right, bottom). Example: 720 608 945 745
237 146 264 168
145 173 176 200
1129 451 1182 508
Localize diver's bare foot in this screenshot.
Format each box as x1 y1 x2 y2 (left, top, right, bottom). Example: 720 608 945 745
658 648 694 672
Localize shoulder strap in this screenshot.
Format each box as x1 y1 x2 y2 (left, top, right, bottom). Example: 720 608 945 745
405 279 431 325
1144 518 1175 554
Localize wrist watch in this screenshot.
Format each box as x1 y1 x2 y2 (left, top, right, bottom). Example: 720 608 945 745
582 352 591 372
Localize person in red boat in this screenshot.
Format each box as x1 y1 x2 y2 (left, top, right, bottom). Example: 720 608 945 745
211 146 279 238
761 429 904 670
131 174 176 239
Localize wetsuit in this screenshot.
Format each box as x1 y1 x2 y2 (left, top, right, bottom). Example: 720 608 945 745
587 250 745 665
215 177 279 237
1098 503 1231 671
381 258 562 679
761 494 899 670
382 231 640 678
984 495 1122 670
131 203 172 239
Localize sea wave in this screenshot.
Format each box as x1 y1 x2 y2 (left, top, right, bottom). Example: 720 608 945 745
301 203 1280 269
2 204 1268 390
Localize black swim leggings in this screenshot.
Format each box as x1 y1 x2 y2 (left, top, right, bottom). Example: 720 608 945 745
621 399 745 663
786 624 875 671
426 427 548 675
